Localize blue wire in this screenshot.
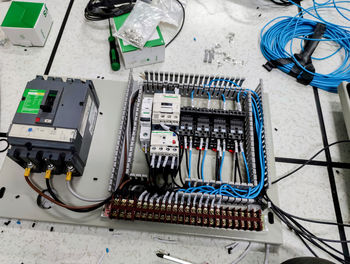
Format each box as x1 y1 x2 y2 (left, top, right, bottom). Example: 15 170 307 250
178 79 266 199
241 151 251 183
219 151 225 182
188 149 192 180
260 1 350 93
201 149 207 181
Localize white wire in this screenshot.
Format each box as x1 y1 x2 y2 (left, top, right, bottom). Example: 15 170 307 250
231 242 252 264
264 244 270 264
66 181 109 202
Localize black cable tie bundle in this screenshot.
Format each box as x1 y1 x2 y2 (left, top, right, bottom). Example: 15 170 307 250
263 22 327 86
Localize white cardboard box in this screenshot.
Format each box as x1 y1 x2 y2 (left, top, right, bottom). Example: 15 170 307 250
1 1 53 47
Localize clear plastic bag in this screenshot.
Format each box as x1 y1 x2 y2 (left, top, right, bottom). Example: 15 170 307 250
116 0 165 49
155 0 186 27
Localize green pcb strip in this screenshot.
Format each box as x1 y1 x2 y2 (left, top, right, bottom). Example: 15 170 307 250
17 89 46 114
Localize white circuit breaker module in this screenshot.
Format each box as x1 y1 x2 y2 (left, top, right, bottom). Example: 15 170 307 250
139 97 153 149
149 92 181 169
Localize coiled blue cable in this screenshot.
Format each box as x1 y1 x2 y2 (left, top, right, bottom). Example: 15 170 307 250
260 1 350 93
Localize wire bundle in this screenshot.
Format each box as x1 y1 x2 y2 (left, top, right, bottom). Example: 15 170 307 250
260 0 350 93
178 79 266 200
266 194 350 263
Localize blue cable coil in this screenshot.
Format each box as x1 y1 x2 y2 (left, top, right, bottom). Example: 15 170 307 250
260 0 350 93
179 79 266 199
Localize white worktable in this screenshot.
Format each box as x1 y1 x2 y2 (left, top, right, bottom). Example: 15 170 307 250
0 0 349 263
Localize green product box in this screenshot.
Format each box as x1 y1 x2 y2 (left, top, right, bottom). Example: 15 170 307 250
113 13 165 69
1 1 53 46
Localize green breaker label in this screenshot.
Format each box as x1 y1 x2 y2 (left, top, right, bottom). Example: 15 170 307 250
17 89 46 114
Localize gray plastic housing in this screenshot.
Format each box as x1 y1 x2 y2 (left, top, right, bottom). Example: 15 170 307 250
7 76 100 176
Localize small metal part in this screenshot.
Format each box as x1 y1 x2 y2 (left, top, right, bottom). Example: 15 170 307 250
208 49 215 63
223 56 231 62
226 32 235 43
204 49 209 63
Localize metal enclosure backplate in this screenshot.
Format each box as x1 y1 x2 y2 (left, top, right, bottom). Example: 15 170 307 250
0 76 282 245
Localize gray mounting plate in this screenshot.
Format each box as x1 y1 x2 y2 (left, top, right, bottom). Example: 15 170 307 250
0 77 282 245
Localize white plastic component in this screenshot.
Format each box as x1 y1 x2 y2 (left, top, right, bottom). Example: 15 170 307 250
150 131 179 157
152 93 181 125
140 97 153 148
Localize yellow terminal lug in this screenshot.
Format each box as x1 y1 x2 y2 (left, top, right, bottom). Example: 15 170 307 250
45 170 52 179
24 167 31 177
65 171 72 181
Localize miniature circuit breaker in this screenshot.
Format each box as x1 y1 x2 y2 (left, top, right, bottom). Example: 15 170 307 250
7 76 99 176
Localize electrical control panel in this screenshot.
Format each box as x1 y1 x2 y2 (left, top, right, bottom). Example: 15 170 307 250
0 72 281 245
7 76 99 176
105 71 269 234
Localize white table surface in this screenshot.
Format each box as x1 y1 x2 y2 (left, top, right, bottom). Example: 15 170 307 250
0 0 349 263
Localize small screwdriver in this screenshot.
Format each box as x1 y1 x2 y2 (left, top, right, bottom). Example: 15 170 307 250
108 18 120 71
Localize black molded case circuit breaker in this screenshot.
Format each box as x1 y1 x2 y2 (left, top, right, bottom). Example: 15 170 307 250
7 76 100 176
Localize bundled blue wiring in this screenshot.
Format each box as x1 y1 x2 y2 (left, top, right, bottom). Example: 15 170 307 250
179 79 266 200
260 0 350 93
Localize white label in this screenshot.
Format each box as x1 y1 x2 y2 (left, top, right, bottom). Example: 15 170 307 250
79 95 92 137
9 124 77 143
88 101 98 136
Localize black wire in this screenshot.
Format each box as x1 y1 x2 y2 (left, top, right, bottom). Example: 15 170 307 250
272 140 350 184
45 179 109 213
0 139 9 153
234 153 238 182
165 0 185 48
197 150 201 180
270 203 345 263
130 90 139 132
84 0 135 21
266 195 349 262
185 148 189 174
236 153 243 183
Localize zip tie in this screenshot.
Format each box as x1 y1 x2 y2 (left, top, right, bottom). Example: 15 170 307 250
171 156 176 170
150 154 156 168
156 156 162 168
163 156 169 167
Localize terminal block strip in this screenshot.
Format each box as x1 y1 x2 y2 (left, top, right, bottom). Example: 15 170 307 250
108 197 263 231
